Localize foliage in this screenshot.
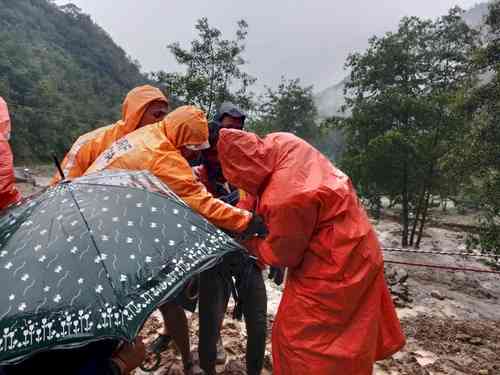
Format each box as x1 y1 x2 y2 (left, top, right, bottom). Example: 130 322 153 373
152 18 255 118
461 1 500 256
337 8 479 246
248 77 323 143
0 0 148 162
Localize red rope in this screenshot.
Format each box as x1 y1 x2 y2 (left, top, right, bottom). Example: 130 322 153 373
385 259 500 275
383 247 500 259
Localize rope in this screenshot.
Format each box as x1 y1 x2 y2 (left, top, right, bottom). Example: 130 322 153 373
383 247 500 259
385 259 500 275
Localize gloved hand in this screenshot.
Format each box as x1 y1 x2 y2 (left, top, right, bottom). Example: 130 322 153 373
268 266 285 286
239 213 268 240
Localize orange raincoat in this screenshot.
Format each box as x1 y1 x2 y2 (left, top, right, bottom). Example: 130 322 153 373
52 85 167 183
218 130 405 375
0 97 21 209
86 106 251 232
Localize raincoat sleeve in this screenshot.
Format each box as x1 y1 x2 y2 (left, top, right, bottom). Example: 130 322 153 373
152 152 252 232
0 141 21 210
250 203 317 268
236 191 255 211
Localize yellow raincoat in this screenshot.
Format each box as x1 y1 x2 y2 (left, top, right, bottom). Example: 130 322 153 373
52 85 167 183
86 106 252 232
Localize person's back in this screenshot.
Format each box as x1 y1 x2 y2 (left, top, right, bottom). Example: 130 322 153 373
0 97 21 210
52 85 168 182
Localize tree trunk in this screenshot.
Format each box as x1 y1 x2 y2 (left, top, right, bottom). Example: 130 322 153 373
416 189 432 248
402 162 409 247
442 198 448 212
410 184 426 246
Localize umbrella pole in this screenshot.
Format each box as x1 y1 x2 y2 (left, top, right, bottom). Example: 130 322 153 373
52 154 65 180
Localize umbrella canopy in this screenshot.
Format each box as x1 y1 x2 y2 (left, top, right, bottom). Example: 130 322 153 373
0 170 244 364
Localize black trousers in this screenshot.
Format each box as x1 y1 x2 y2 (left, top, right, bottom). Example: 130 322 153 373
198 253 267 375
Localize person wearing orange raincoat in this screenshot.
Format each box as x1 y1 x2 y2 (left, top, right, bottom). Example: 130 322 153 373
0 97 21 210
86 105 265 374
217 129 406 375
52 85 168 183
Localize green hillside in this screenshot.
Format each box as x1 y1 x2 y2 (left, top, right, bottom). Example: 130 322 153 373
0 0 149 161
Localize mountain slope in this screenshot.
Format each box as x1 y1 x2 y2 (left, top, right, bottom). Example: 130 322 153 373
0 0 148 161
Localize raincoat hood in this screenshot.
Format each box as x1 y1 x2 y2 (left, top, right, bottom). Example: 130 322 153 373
119 85 168 133
215 102 246 124
164 105 209 149
218 129 274 196
0 97 11 141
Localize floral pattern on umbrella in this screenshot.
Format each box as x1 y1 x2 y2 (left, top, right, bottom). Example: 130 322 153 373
0 170 244 364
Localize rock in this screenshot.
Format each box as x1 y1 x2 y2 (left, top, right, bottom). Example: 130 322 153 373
396 269 409 284
224 359 246 374
456 333 472 342
14 168 34 183
430 290 446 300
393 297 409 309
469 337 483 346
414 350 439 367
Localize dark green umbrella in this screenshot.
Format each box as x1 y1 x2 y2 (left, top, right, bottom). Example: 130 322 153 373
0 170 244 364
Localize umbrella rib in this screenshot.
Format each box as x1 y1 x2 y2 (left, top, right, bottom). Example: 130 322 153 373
67 187 122 305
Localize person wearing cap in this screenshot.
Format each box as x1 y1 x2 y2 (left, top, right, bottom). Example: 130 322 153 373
0 96 21 210
195 102 268 375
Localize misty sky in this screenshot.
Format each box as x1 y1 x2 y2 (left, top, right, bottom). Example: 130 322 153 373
55 0 482 92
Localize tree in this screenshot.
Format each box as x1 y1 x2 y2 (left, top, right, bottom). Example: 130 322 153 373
337 8 478 247
152 18 255 118
248 77 322 143
0 0 147 162
460 2 500 257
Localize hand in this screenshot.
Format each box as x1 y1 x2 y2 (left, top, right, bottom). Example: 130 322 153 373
112 337 146 374
240 214 268 240
268 266 285 286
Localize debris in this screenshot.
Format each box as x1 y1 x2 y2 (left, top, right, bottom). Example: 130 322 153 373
413 350 438 367
469 337 483 346
430 290 446 300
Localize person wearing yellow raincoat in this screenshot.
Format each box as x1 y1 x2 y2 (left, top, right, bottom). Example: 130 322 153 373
51 85 168 183
86 105 265 374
